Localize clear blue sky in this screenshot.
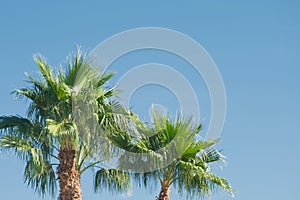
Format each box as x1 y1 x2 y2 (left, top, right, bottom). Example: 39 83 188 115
0 1 299 200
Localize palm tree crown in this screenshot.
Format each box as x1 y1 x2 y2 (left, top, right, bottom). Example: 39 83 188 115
119 107 234 200
0 49 133 199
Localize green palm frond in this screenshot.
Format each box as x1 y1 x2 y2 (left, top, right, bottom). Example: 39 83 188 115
181 139 219 162
34 56 71 100
24 158 57 197
0 116 53 156
0 116 57 197
94 168 131 194
196 148 224 164
1 135 35 160
97 72 115 88
173 142 234 199
175 158 234 199
64 48 88 87
204 173 234 196
46 119 77 137
0 116 33 134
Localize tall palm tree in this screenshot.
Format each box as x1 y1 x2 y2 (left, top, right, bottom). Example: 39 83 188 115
119 107 234 200
0 49 133 199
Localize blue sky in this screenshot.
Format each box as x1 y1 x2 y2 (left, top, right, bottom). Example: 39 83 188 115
0 1 299 199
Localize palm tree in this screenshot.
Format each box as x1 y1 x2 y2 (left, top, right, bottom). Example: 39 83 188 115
119 107 234 200
0 49 133 199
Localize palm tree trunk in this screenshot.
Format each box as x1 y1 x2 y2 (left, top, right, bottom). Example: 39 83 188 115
57 148 82 200
156 180 171 200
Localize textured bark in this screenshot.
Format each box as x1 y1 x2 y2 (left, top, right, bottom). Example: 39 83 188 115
156 180 171 200
57 148 82 200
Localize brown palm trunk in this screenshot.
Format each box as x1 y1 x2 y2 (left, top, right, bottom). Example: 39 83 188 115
156 180 171 200
57 148 82 200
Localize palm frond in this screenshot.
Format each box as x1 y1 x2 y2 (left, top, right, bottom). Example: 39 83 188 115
181 139 219 162
97 72 115 87
24 158 57 197
174 146 233 199
204 173 234 196
46 119 76 137
0 115 33 133
94 168 131 194
0 118 57 197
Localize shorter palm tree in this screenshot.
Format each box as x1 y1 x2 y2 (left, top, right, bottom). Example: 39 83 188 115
120 107 234 200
